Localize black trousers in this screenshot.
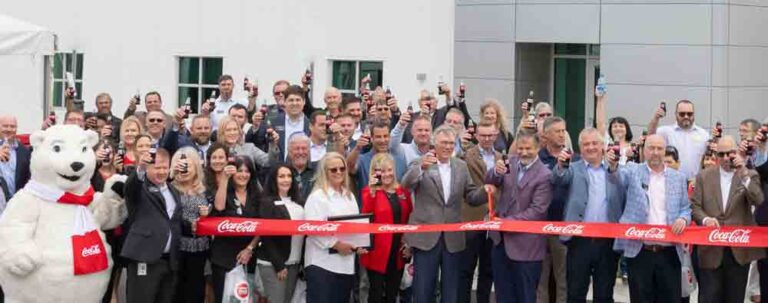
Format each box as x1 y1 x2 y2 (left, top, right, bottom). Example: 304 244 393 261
565 237 619 303
368 239 404 303
174 250 208 303
458 230 493 303
126 258 177 303
626 246 681 303
305 265 355 303
211 264 234 303
697 248 749 303
757 256 768 302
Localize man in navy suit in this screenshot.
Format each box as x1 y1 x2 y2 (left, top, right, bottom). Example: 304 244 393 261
551 128 626 302
0 115 31 196
613 134 691 302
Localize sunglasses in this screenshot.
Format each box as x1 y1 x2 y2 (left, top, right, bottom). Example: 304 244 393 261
273 91 283 96
677 112 694 118
716 151 736 158
328 166 347 174
377 107 391 112
538 113 553 118
148 118 164 123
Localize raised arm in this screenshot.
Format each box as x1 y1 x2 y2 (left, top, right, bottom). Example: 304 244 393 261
596 94 607 137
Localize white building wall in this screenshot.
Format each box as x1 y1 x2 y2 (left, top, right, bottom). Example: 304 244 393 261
455 0 768 136
4 0 455 133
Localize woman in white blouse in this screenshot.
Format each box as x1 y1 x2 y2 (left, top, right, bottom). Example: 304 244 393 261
257 164 305 303
304 152 368 303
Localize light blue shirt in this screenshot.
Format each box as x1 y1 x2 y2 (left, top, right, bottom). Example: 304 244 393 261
584 161 608 223
480 147 495 172
0 142 18 195
517 157 537 183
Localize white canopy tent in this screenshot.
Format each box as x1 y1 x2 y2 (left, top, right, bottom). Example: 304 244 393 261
0 14 56 133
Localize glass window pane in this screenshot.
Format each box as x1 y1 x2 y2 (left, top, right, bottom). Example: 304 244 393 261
178 57 199 84
202 58 223 85
75 53 84 79
53 81 63 107
555 44 586 56
75 82 83 100
332 61 356 90
359 61 383 88
53 54 63 79
178 87 200 114
65 53 73 73
589 44 600 56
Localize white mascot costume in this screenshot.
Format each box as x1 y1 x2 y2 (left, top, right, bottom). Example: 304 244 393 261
0 125 127 302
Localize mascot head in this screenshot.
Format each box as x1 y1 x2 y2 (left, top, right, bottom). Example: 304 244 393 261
29 125 99 193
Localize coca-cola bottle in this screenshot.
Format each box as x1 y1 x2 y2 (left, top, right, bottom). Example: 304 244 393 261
117 141 126 160
208 91 217 111
48 112 57 125
660 101 667 117
467 120 477 144
326 117 335 136
745 139 755 157
407 101 414 114
715 121 723 139
608 141 621 159
180 153 188 174
228 147 237 166
243 76 249 91
760 124 768 143
102 143 112 166
385 86 393 101
148 145 158 164
501 148 510 173
265 119 274 141
524 90 534 112
134 90 141 105
183 97 191 118
374 168 382 186
437 76 445 95
458 81 466 99
561 147 573 168
305 67 313 85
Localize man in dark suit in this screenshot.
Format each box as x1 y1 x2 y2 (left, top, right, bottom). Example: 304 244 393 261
255 85 310 161
552 128 626 302
401 125 487 303
458 121 499 303
484 130 553 303
0 115 31 196
691 135 765 303
94 93 122 141
122 148 182 303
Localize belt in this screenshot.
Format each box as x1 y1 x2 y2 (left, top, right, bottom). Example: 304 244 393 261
642 245 673 253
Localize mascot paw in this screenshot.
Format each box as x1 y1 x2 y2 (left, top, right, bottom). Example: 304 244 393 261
104 174 128 200
8 251 38 276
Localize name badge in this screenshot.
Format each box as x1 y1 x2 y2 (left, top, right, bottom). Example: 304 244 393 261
137 263 147 276
274 201 286 206
149 186 160 193
276 126 286 132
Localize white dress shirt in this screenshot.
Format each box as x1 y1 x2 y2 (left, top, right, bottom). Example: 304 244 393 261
437 162 452 204
719 168 734 212
304 188 359 275
480 147 496 172
310 140 327 162
646 166 669 246
158 184 177 253
657 123 709 179
210 97 248 130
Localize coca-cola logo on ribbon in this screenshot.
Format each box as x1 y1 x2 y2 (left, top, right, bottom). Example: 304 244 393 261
624 227 666 240
708 229 751 244
217 220 259 233
297 223 341 233
542 223 584 235
460 221 502 231
378 225 420 232
81 245 101 257
234 282 249 300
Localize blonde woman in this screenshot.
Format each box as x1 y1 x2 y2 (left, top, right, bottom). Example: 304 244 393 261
304 152 367 303
117 116 144 170
360 153 412 303
216 116 279 175
480 98 514 152
169 147 210 303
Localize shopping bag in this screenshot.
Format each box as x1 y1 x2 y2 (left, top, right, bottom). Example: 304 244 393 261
400 259 415 290
223 265 251 303
681 244 698 297
290 278 307 303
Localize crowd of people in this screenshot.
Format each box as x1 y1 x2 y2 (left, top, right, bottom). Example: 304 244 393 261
0 71 767 303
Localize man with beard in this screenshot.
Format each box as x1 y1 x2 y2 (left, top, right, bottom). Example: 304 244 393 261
285 133 315 200
180 115 213 164
649 100 710 179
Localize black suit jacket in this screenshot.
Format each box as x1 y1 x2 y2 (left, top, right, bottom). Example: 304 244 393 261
257 195 302 271
121 170 183 269
271 112 310 161
14 144 31 194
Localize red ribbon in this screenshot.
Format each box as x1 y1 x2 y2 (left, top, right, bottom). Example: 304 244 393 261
197 217 768 248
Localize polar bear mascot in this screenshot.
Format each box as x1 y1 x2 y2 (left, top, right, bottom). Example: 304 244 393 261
0 125 127 303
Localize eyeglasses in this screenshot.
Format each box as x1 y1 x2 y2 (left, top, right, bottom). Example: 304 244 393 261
273 91 283 96
148 118 164 123
327 166 347 174
677 112 694 118
538 113 553 118
377 107 391 112
716 150 736 158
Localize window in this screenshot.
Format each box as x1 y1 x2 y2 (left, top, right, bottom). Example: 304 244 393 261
177 57 223 113
331 60 383 100
51 51 84 107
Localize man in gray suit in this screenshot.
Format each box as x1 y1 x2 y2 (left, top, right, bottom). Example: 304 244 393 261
551 128 626 302
402 125 487 303
484 130 553 303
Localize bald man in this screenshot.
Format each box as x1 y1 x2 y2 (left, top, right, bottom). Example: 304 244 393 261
0 115 31 196
302 87 343 119
612 134 692 302
691 135 764 303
